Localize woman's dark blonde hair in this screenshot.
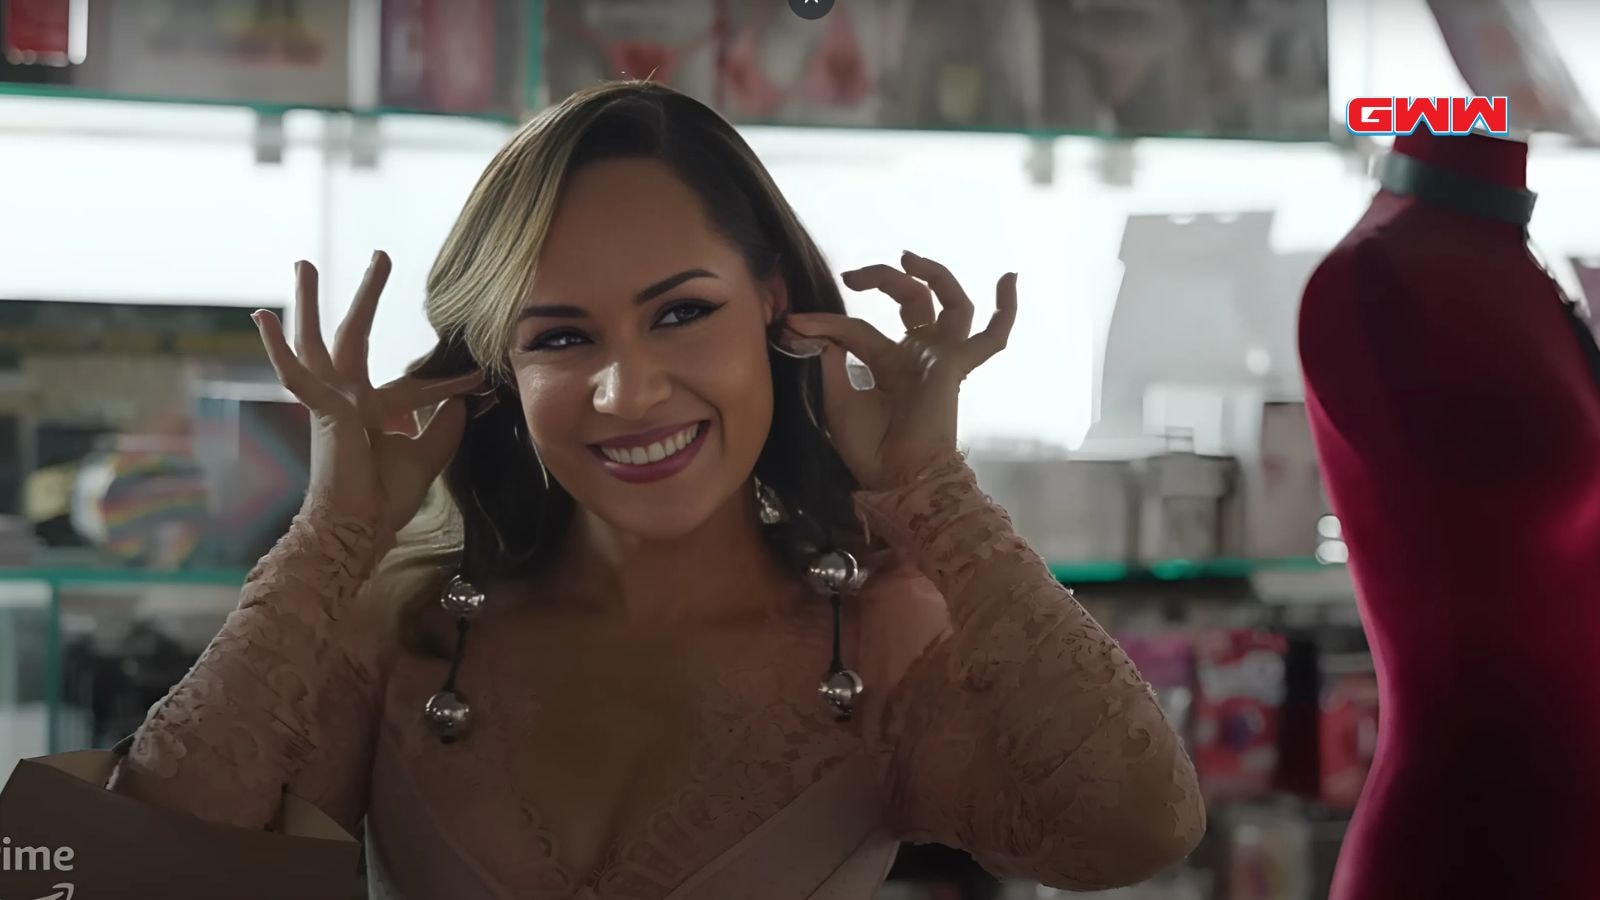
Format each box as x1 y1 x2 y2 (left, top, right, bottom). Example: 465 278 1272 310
367 81 872 656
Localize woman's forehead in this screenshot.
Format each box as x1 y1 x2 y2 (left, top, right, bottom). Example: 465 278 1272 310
531 160 743 301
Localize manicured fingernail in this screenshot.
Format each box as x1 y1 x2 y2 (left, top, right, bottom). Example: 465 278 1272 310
845 355 876 391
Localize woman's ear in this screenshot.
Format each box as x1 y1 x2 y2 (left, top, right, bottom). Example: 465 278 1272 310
762 270 790 325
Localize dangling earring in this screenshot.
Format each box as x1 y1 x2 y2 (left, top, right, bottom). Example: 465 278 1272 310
805 549 867 720
481 383 550 491
770 325 827 360
754 476 786 525
530 440 550 491
511 414 550 491
423 574 486 743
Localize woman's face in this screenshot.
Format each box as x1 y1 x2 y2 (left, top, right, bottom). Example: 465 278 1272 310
509 158 783 542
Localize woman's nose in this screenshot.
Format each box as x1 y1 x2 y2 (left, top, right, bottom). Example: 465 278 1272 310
591 350 671 420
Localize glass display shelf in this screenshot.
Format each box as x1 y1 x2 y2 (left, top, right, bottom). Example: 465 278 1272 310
0 556 1338 590
0 81 522 125
0 566 252 587
733 118 1337 145
0 553 1345 758
1051 556 1337 584
0 560 249 759
0 82 1339 145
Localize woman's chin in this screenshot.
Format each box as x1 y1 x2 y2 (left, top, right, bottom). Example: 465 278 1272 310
592 501 717 544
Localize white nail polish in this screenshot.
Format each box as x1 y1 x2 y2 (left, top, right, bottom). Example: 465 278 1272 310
845 354 876 391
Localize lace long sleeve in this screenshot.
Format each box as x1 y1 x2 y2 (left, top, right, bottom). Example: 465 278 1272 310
854 454 1205 891
106 502 392 836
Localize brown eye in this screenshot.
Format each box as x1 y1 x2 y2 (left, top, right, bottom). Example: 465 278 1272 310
522 329 588 352
656 300 722 328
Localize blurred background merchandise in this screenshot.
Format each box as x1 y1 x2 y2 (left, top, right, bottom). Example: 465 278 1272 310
2 1 1599 898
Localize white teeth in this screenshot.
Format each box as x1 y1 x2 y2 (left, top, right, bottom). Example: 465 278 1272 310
601 423 702 466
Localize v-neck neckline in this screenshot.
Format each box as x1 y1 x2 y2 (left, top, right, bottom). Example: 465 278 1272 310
380 603 865 897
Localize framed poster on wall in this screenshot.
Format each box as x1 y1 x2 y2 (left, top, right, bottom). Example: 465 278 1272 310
719 0 895 127
1037 0 1330 139
542 0 719 106
380 0 530 116
95 0 352 106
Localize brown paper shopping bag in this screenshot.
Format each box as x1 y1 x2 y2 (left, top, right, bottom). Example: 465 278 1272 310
0 742 360 900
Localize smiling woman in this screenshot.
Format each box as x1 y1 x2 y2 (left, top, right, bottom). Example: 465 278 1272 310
104 81 1204 900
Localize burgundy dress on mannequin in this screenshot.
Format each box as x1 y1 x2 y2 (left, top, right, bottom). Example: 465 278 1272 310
1298 131 1600 900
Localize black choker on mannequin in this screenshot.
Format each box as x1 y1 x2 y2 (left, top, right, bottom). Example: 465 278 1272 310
1376 152 1536 227
1375 145 1600 385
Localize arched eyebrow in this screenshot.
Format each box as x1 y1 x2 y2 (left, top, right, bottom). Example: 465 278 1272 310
517 268 720 320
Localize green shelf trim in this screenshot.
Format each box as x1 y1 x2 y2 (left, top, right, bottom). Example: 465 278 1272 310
1048 561 1133 583
0 567 251 588
1 558 1337 591
729 117 1336 145
0 82 520 125
0 81 1335 145
1051 556 1334 584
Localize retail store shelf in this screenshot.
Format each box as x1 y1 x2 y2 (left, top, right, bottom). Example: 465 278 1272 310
2 557 1343 590
1050 556 1338 584
0 82 521 125
0 83 1337 145
0 567 252 587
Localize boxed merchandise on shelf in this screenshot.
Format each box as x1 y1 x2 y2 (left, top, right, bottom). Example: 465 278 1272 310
542 0 719 105
872 0 1043 130
95 1 353 106
1192 628 1288 801
1117 630 1196 741
1218 802 1315 900
718 0 893 126
1316 654 1378 811
379 0 528 117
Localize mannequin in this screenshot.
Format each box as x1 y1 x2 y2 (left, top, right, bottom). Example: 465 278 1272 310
1298 131 1600 900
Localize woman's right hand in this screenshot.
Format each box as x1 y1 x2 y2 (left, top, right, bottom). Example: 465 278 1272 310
251 252 485 541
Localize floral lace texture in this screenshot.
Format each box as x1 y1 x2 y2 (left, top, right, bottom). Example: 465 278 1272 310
108 502 388 834
854 452 1206 892
106 457 1203 898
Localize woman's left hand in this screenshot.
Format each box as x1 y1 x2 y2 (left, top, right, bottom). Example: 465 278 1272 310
785 251 1018 490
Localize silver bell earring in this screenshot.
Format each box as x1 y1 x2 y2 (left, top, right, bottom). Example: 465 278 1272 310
754 477 786 525
424 574 486 743
805 549 868 720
